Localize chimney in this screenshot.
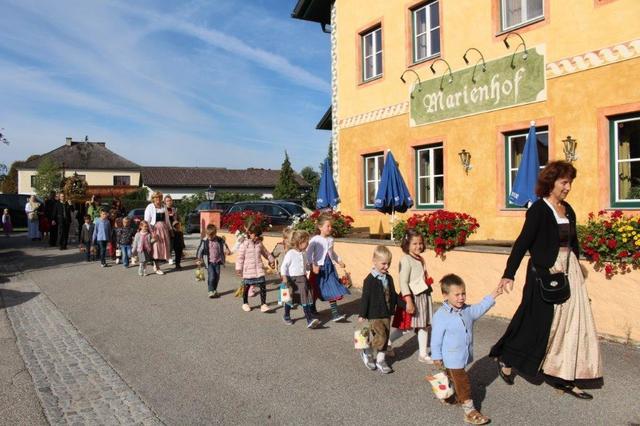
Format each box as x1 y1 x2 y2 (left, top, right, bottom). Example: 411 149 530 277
65 137 72 146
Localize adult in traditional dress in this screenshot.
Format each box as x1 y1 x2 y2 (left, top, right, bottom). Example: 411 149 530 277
490 161 602 399
44 191 57 246
144 192 171 275
25 195 42 241
164 195 178 264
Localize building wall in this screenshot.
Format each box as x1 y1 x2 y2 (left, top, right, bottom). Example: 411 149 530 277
334 0 640 240
18 169 141 195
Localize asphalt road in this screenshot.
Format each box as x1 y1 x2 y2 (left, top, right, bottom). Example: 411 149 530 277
1 234 639 425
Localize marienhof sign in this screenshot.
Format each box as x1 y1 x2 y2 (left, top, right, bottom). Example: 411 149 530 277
410 46 546 126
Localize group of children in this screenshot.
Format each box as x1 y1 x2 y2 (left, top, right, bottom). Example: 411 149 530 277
80 208 185 276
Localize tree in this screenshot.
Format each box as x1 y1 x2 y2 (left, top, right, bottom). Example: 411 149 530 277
273 151 300 200
327 139 333 168
33 158 62 198
1 162 19 194
300 166 320 209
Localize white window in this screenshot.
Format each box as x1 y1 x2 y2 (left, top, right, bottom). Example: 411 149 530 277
413 1 440 63
416 144 444 206
501 0 543 31
505 128 548 207
362 27 383 81
611 115 640 206
364 154 384 207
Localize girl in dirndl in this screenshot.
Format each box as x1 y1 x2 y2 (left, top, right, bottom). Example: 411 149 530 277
391 229 434 363
144 192 171 275
307 213 350 322
2 208 12 237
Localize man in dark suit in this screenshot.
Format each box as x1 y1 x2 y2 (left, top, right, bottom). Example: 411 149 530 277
44 191 58 247
52 192 73 250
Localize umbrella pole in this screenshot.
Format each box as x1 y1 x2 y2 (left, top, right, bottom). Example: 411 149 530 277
390 207 395 240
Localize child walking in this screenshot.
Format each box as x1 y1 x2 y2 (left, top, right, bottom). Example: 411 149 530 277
392 229 434 363
358 246 399 374
235 224 275 312
280 230 320 328
431 274 502 425
196 224 231 298
92 209 112 267
2 208 12 237
115 217 136 268
172 222 185 270
132 220 154 276
80 214 95 261
307 213 349 322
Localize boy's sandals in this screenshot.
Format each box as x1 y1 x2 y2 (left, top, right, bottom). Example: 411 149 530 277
464 410 490 425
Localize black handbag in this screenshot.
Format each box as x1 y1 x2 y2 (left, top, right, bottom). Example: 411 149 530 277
534 244 571 304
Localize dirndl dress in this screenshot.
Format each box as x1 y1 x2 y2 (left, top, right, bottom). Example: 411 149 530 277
310 255 350 302
152 221 171 260
391 289 433 330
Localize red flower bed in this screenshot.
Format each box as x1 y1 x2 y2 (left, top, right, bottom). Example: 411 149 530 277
221 211 270 234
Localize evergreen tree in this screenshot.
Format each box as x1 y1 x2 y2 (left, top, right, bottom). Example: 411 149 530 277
273 151 300 200
33 158 62 198
300 166 320 209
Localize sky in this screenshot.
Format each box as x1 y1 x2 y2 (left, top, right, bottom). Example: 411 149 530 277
0 0 332 172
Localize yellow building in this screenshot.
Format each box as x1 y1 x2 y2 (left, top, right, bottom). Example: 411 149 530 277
293 0 640 240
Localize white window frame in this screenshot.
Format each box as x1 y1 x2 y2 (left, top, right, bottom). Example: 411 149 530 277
612 115 640 204
416 144 444 207
364 154 384 207
412 1 440 63
505 128 548 207
501 0 544 31
362 27 383 81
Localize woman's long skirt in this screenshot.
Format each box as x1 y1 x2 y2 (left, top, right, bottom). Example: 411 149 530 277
27 219 41 239
490 253 602 379
152 221 171 261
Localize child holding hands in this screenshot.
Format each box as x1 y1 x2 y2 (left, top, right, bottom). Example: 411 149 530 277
431 274 502 425
132 220 154 276
280 230 320 328
358 246 398 374
196 224 231 298
235 223 275 312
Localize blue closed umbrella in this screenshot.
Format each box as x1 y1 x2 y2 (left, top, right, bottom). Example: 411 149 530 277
316 158 340 209
509 123 540 207
375 151 413 238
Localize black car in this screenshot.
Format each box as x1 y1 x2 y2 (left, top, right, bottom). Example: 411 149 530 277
185 201 234 234
126 208 146 227
225 200 306 228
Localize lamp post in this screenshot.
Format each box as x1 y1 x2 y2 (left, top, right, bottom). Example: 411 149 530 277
205 185 216 201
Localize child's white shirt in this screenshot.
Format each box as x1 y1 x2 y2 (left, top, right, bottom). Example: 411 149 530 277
306 235 341 266
280 249 309 276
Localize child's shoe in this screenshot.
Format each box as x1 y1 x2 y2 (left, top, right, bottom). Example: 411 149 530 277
306 318 320 329
154 267 165 275
242 304 251 312
260 304 271 313
115 258 120 264
418 355 434 364
283 316 293 325
376 360 393 374
360 351 376 371
331 313 347 322
463 410 490 425
208 291 216 298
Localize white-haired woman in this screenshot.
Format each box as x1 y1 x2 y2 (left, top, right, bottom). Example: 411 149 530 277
25 195 42 241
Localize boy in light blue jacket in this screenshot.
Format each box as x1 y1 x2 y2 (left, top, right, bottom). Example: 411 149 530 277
431 274 502 425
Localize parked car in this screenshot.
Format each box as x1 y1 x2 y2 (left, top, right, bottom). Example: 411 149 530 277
126 208 145 228
224 200 306 228
185 201 234 234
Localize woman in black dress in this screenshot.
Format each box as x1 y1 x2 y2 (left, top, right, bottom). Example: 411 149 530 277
490 161 601 399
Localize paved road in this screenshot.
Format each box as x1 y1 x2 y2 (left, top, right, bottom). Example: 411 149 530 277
1 234 639 425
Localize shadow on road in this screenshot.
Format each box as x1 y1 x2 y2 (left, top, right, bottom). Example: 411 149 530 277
0 288 40 310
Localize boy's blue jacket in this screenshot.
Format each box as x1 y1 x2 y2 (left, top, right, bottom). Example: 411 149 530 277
431 295 495 369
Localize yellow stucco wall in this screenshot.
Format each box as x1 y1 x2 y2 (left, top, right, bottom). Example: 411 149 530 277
18 169 141 195
333 0 640 240
220 231 639 344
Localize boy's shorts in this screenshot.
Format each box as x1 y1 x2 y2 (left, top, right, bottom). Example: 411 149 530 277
369 318 390 351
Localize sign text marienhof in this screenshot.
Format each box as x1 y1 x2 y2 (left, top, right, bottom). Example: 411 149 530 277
410 46 546 126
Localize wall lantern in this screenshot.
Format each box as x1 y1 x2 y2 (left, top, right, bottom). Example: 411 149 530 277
400 69 422 98
205 185 216 201
458 149 472 175
503 31 528 69
462 47 487 83
429 58 454 91
562 135 578 163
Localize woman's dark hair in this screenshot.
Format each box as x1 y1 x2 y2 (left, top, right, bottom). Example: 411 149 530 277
401 228 425 254
535 161 577 198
